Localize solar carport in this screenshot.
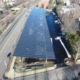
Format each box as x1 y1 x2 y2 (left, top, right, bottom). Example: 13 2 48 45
13 8 56 61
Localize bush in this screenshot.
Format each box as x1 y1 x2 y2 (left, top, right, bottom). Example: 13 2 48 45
13 12 16 15
22 4 25 8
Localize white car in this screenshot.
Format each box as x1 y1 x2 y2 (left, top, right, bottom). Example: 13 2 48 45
54 20 59 24
52 12 55 15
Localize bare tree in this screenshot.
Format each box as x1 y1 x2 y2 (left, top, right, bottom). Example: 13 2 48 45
59 13 79 34
73 41 80 61
3 15 14 24
14 0 28 6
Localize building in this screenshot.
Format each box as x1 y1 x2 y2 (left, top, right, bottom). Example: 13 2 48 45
38 0 56 9
38 0 49 9
60 6 75 13
3 0 15 3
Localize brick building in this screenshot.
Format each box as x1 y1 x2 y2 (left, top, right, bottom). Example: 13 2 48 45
38 0 55 9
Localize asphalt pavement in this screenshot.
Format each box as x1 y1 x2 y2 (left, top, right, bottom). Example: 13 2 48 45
3 64 80 80
46 11 67 64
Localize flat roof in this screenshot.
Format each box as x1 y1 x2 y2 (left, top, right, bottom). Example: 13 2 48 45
13 8 56 59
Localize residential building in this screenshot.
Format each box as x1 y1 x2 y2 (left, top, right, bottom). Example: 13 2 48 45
3 0 15 3
60 6 75 13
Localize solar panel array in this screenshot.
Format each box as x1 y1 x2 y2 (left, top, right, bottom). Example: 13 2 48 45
13 8 56 59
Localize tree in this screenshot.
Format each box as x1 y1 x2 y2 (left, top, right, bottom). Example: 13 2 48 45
73 41 80 61
13 4 15 7
5 4 8 10
41 4 44 8
54 5 58 11
57 0 63 5
65 32 80 57
8 4 11 8
0 30 2 35
49 0 53 4
59 13 79 34
4 15 14 24
0 11 3 15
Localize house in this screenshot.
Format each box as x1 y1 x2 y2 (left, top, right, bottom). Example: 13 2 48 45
60 6 75 14
3 0 15 3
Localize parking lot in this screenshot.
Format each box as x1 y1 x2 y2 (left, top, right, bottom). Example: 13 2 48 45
46 11 67 64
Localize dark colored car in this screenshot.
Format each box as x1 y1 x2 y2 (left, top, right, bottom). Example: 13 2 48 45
7 53 11 57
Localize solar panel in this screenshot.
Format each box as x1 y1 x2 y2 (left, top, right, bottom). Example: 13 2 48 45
13 8 56 59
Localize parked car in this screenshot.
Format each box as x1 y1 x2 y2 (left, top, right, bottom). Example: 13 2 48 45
54 20 59 24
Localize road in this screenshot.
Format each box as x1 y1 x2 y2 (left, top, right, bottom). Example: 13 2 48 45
0 1 39 79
